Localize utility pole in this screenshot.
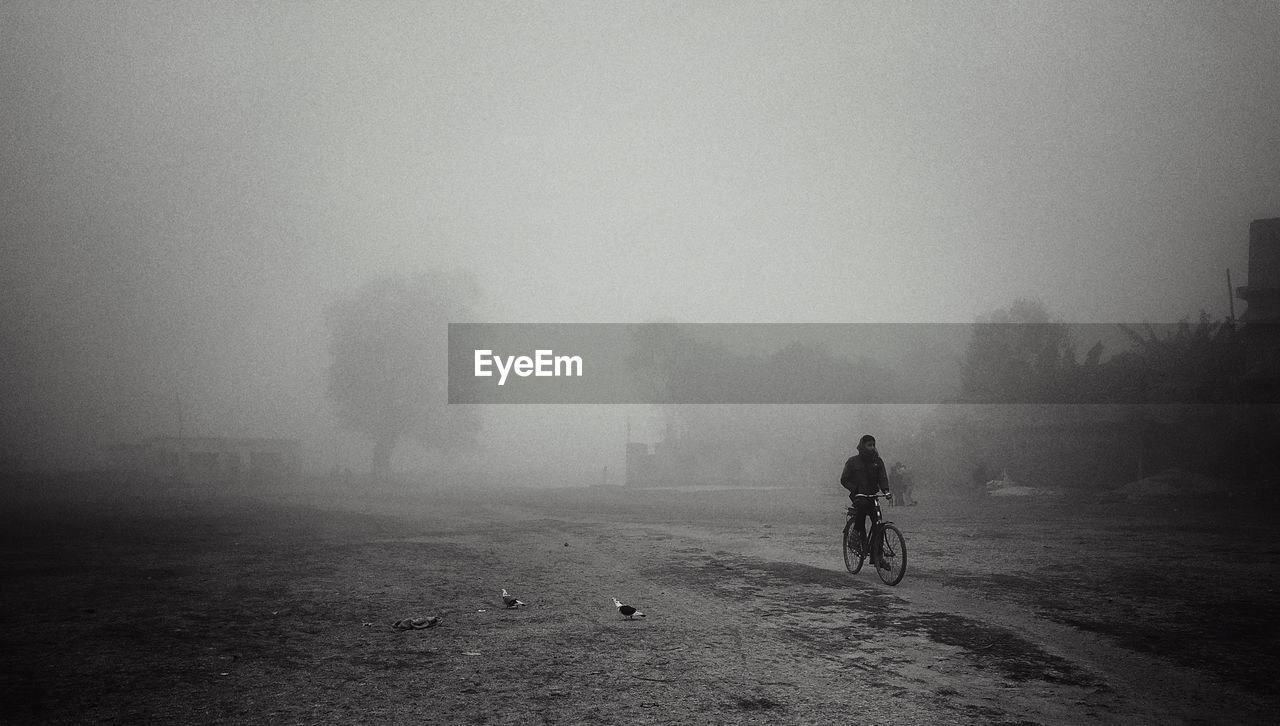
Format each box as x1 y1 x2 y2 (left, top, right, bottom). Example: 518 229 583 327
1227 269 1237 328
175 392 185 485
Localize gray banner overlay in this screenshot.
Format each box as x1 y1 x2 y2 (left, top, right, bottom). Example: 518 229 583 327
448 323 1275 404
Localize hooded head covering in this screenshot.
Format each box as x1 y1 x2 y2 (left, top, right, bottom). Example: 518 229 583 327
857 434 876 458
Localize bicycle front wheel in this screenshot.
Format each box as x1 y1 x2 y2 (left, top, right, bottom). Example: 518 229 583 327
841 518 863 574
875 524 907 586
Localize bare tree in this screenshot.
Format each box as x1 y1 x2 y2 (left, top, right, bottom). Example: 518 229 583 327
324 272 481 478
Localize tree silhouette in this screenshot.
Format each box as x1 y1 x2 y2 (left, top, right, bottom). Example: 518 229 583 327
959 298 1077 403
324 272 481 478
626 325 895 403
1113 312 1242 403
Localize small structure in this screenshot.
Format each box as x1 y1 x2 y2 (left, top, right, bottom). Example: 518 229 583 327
108 436 301 485
1237 218 1280 397
1235 218 1280 483
624 442 654 487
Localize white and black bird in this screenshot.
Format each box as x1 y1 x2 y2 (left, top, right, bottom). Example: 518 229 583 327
612 597 645 620
501 588 527 608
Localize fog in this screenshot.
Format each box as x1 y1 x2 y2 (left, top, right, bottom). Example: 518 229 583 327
2 3 1278 477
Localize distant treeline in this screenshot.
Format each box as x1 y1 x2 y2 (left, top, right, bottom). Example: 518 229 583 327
958 300 1247 405
941 300 1271 489
624 301 1274 490
625 307 1252 405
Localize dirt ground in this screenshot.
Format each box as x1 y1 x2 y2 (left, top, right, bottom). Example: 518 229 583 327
2 475 1278 725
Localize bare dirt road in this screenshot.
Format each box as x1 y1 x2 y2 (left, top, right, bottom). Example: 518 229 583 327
2 477 1277 724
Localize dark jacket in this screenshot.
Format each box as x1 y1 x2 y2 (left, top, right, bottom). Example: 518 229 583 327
841 452 889 497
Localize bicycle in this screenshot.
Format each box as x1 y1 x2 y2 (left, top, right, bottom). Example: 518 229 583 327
842 492 907 586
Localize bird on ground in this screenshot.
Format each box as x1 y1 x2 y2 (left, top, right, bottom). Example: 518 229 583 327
501 588 527 608
612 597 645 620
392 616 440 630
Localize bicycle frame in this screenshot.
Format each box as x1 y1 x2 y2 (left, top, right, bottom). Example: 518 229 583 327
848 492 894 550
844 491 907 585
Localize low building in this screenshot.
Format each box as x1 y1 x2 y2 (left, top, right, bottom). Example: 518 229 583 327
1237 218 1280 397
624 442 654 486
108 436 302 485
1236 218 1280 484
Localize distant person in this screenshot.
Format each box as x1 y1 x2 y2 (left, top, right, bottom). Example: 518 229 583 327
897 462 917 506
888 461 904 506
840 434 891 564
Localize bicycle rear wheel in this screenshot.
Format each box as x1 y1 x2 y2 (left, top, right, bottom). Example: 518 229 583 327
841 518 864 574
875 524 907 586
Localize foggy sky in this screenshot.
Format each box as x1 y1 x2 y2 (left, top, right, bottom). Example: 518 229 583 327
2 2 1278 471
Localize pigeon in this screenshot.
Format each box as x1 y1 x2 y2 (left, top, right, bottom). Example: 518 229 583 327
612 597 645 620
392 616 440 630
502 588 527 608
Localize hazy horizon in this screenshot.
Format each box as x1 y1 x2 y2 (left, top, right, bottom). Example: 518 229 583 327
2 2 1278 473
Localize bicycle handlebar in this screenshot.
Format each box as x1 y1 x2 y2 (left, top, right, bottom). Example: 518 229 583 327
846 492 891 514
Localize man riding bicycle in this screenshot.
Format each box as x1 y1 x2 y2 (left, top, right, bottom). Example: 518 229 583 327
840 434 891 566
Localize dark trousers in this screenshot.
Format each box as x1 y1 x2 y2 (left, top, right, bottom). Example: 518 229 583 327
850 497 881 553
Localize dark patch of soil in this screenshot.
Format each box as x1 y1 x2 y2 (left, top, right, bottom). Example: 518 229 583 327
868 611 1098 687
930 563 1280 696
655 551 1099 688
